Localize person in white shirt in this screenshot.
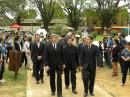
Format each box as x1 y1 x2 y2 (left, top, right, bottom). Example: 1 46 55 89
22 36 32 70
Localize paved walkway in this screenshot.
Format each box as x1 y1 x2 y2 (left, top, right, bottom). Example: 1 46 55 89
26 70 112 97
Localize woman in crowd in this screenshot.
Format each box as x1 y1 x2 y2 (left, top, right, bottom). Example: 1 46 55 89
0 38 6 84
103 37 108 66
121 42 130 86
112 39 120 77
98 41 103 67
23 36 32 70
14 36 22 51
4 35 13 63
106 36 113 68
21 36 28 68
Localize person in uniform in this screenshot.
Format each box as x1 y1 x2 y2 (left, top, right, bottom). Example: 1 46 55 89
45 34 63 97
79 36 100 97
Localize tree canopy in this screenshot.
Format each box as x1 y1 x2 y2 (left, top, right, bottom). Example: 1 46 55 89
94 0 121 34
30 0 57 31
60 0 87 31
4 0 27 24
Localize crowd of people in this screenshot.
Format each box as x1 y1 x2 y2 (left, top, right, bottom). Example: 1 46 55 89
0 32 130 97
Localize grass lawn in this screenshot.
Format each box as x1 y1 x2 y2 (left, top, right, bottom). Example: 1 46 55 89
0 64 27 97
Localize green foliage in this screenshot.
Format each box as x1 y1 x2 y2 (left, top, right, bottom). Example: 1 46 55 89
23 9 37 19
75 30 81 35
115 8 128 26
83 9 100 26
110 30 118 37
53 4 66 19
0 65 27 97
31 0 57 31
90 32 98 39
122 29 129 36
4 0 27 24
0 15 14 26
95 35 104 41
50 24 68 35
60 0 86 30
94 0 121 34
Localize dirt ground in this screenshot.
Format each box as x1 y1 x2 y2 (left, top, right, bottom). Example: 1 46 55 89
96 66 130 97
27 70 112 97
1 65 130 97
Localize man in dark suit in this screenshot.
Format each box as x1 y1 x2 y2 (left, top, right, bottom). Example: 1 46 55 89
78 36 86 53
31 34 45 84
45 34 63 97
63 37 79 94
79 36 99 97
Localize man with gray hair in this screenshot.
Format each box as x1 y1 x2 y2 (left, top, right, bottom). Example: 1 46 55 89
45 33 64 97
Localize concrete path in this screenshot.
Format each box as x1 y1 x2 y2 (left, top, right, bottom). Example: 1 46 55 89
26 70 113 97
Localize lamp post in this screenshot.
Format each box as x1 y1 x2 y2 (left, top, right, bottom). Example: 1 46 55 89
127 0 130 35
31 20 33 33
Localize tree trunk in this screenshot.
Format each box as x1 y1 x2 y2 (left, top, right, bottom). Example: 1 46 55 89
15 14 21 31
43 22 49 31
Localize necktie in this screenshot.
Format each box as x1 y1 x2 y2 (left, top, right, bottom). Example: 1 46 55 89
53 44 56 49
88 45 91 49
55 44 56 50
37 43 40 48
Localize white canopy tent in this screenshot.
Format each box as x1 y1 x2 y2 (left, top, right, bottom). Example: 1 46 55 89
125 35 130 42
36 28 47 38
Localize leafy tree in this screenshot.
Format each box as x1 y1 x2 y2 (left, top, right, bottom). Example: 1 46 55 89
115 8 128 26
0 0 6 15
53 3 66 19
23 9 37 19
60 0 87 31
30 0 57 31
4 0 27 24
82 8 100 26
94 0 121 34
0 0 14 26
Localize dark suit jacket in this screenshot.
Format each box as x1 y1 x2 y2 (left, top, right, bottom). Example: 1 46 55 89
45 42 63 70
80 44 100 70
31 42 45 64
63 44 79 68
14 41 21 51
78 43 84 53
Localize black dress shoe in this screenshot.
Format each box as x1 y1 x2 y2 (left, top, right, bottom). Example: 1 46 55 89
58 95 63 97
41 79 44 83
65 86 69 89
51 92 55 96
36 81 39 84
83 92 88 97
72 89 78 94
90 92 94 96
32 74 35 77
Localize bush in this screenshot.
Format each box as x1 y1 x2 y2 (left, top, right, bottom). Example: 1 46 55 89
75 30 82 35
110 30 118 37
50 24 68 35
90 32 98 39
122 29 129 36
